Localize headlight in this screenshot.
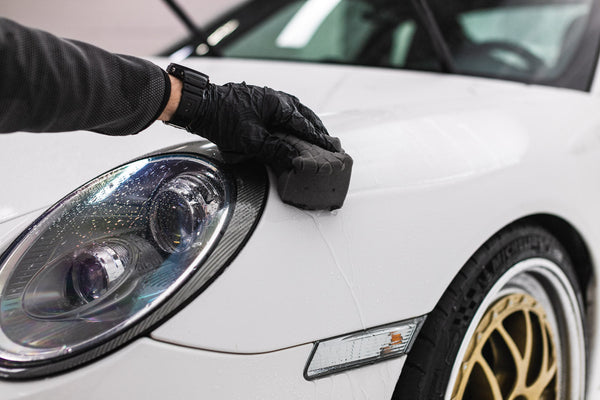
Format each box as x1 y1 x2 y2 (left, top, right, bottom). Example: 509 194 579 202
0 149 266 378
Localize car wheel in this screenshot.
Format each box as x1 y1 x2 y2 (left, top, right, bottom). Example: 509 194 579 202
394 225 586 399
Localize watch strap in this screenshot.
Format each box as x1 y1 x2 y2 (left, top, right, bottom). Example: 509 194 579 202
165 63 210 129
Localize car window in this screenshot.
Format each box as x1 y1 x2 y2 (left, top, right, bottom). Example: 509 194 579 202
430 1 593 81
185 0 599 90
459 4 589 67
222 0 376 63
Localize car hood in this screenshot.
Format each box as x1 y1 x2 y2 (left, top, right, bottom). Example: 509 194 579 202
0 57 549 223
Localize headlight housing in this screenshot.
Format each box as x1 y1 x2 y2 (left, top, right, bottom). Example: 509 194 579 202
0 147 266 378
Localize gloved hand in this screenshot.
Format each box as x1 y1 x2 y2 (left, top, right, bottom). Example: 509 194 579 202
187 82 342 168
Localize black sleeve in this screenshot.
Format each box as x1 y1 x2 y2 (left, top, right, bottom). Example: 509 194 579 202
0 18 170 135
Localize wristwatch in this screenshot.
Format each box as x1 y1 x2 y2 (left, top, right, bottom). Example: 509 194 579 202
164 63 210 129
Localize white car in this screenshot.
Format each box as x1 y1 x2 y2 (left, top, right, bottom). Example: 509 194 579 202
1 0 599 398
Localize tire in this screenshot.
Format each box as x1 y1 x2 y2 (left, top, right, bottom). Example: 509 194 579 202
394 224 586 399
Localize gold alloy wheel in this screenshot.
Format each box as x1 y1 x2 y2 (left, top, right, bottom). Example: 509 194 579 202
451 293 558 400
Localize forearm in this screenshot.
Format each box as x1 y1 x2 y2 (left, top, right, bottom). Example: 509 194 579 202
0 18 169 135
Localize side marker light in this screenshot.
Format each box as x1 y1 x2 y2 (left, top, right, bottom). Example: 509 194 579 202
305 315 426 380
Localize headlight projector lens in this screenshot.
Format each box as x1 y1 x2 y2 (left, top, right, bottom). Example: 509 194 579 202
0 150 267 379
71 243 128 302
150 173 221 254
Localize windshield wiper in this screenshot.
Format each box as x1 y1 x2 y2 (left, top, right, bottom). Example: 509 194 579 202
163 0 221 56
409 0 455 73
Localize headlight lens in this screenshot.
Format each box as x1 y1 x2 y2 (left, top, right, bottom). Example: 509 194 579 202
149 172 221 253
0 152 266 377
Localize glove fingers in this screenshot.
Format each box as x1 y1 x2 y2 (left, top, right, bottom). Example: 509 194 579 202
294 99 328 135
276 108 340 153
264 88 340 153
322 135 342 153
237 122 299 170
294 101 343 153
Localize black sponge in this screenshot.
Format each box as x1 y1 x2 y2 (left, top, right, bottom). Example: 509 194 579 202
273 135 353 210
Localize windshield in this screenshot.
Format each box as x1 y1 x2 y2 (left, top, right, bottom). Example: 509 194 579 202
169 0 599 90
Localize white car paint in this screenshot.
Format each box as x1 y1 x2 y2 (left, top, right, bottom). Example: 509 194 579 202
0 338 404 400
1 58 600 397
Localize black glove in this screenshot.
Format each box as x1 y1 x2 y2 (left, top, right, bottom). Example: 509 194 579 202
188 82 342 168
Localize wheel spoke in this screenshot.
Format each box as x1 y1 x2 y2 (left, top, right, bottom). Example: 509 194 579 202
477 357 505 400
528 362 557 398
497 325 525 379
